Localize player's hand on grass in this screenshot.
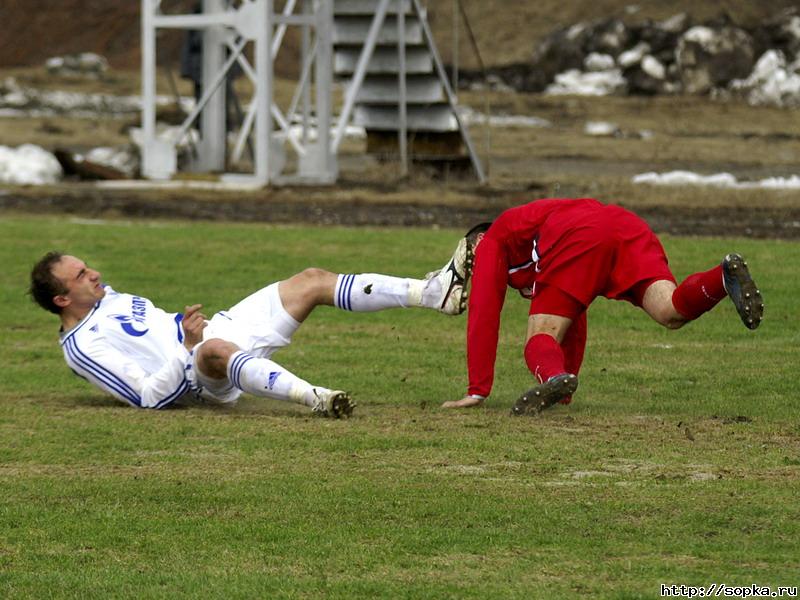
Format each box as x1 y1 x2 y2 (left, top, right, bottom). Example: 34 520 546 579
182 304 207 351
442 396 484 409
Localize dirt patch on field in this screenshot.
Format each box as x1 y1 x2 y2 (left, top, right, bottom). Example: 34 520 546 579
2 184 799 238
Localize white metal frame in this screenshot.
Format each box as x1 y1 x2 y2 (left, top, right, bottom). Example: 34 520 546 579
140 0 336 186
141 0 484 185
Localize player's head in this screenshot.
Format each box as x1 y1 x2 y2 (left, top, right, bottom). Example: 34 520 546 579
29 252 105 314
466 222 492 249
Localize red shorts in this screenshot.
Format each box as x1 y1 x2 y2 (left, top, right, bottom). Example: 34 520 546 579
529 284 585 319
535 204 676 308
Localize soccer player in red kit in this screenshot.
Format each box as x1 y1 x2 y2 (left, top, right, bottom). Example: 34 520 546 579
442 198 764 414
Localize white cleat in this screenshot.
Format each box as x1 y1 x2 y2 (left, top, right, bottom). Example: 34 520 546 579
425 236 475 315
311 389 356 418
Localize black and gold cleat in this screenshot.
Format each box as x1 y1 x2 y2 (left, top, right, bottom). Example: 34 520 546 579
330 391 356 418
511 373 578 416
312 390 356 418
428 223 490 315
722 253 764 330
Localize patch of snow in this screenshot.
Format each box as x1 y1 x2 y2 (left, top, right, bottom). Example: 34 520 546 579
642 55 666 79
633 170 800 190
83 147 139 177
460 106 551 128
546 68 626 96
566 22 588 41
0 144 63 185
618 42 651 68
683 26 715 46
584 52 615 72
0 77 193 118
730 50 800 108
584 121 619 136
46 52 108 76
786 15 800 41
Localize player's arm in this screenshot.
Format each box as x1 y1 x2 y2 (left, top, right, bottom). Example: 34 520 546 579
443 236 508 408
62 333 192 409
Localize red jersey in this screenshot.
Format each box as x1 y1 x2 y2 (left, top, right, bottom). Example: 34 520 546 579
466 198 675 397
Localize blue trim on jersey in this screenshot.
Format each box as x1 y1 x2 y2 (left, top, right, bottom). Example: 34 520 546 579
59 303 102 344
64 336 142 406
152 380 190 409
64 336 189 409
174 313 184 343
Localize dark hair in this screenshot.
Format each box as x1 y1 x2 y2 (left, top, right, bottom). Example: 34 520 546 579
466 222 492 243
29 251 67 314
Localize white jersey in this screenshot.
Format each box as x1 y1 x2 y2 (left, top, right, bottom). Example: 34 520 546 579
60 285 191 409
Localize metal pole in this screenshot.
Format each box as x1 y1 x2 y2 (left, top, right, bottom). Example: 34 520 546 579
253 0 273 184
199 0 227 171
398 3 408 176
315 0 334 178
452 0 458 101
301 0 311 145
141 0 156 147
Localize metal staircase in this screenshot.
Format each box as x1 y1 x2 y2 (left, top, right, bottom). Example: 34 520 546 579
332 0 484 179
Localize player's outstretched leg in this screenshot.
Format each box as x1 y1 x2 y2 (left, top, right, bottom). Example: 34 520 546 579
511 373 579 416
722 253 764 330
311 389 356 419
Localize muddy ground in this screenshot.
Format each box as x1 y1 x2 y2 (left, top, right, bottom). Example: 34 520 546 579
3 176 799 239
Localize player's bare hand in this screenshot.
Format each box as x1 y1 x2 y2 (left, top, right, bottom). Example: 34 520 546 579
441 396 484 409
182 304 207 351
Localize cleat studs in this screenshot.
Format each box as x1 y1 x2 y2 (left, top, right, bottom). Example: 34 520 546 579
731 264 738 270
745 293 750 299
756 289 760 294
745 306 751 312
534 390 540 397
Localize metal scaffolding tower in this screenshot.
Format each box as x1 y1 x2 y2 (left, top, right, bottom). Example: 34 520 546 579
140 0 484 186
141 0 336 186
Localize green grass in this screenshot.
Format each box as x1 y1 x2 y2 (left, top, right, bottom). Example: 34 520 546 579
1 216 798 599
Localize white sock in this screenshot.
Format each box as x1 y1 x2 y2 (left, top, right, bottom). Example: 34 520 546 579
335 273 439 311
227 351 324 407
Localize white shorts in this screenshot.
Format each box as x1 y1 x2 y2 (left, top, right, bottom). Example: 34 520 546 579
185 282 300 404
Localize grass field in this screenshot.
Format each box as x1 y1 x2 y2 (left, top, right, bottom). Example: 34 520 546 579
1 215 798 599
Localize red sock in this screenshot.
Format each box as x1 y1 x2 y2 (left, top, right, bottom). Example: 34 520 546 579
562 312 587 377
524 334 567 384
672 265 726 320
557 313 587 405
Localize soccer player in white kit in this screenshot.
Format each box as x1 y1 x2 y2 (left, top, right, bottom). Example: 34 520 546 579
28 237 473 417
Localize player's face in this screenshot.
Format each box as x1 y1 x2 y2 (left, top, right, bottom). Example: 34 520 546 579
51 255 106 309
